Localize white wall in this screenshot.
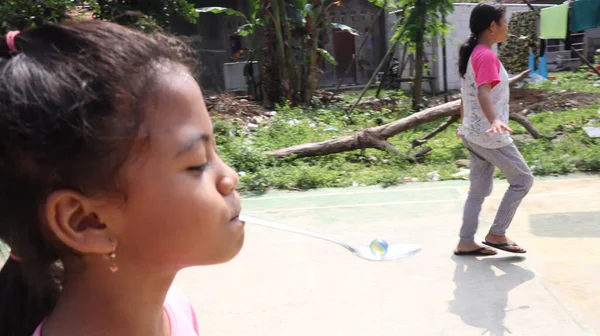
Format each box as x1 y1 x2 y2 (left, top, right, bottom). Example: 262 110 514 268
382 4 549 93
382 3 600 92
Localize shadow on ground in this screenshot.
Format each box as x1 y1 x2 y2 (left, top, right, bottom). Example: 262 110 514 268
448 256 536 336
530 212 600 237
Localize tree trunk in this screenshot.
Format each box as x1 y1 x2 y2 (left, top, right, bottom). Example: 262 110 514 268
302 0 325 106
270 0 291 102
268 99 460 158
279 0 298 101
267 70 532 159
260 10 280 108
411 0 426 110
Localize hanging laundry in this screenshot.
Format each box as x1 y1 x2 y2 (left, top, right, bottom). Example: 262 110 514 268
540 3 570 39
570 0 600 32
529 52 548 79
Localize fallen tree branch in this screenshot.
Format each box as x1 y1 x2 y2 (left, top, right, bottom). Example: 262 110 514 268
509 112 541 139
408 146 432 163
412 115 460 148
267 70 532 159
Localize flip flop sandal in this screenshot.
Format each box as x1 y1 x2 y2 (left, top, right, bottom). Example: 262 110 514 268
454 247 497 256
482 241 526 254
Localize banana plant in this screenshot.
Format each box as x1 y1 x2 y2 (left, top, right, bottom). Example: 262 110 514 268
197 1 263 97
199 1 361 107
285 0 360 105
197 2 262 37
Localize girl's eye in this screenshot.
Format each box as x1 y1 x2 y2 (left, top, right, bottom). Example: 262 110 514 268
188 163 209 173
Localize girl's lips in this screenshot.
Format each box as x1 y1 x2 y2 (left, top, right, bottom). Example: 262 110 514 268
229 215 245 229
229 209 242 223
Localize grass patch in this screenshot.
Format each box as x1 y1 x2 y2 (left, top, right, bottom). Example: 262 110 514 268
216 74 600 192
532 69 600 93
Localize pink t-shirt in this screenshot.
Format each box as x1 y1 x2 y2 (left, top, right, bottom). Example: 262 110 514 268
471 45 501 89
459 44 511 149
32 287 199 336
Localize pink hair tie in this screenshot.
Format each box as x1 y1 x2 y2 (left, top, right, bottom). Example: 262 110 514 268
9 252 23 262
6 30 20 52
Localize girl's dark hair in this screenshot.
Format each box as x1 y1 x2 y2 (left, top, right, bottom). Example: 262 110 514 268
0 20 193 335
458 2 506 77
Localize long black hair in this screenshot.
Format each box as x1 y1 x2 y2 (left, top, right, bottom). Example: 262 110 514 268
0 20 193 336
458 2 506 77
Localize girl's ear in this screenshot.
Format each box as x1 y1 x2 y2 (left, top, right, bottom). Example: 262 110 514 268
489 21 498 35
43 190 116 255
490 21 500 34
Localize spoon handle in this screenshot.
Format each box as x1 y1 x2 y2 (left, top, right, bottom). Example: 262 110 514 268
240 215 356 253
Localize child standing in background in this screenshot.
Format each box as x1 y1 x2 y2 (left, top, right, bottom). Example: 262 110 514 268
454 2 533 256
0 21 244 335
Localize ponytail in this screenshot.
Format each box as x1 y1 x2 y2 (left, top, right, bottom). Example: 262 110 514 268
459 2 506 78
459 35 478 78
0 29 63 335
0 181 63 336
0 251 62 336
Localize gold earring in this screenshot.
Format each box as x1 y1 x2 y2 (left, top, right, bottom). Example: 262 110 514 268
104 240 119 273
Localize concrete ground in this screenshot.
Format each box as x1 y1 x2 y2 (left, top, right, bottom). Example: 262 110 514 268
175 174 600 336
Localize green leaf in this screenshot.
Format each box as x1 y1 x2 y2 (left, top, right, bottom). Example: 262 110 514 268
249 0 261 20
317 48 338 65
253 18 265 26
236 23 254 37
329 23 360 36
196 7 247 20
293 0 308 10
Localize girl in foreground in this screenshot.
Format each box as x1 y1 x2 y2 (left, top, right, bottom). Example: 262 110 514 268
0 20 244 335
455 2 533 256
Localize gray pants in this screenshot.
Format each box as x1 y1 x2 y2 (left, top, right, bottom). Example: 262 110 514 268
460 139 534 244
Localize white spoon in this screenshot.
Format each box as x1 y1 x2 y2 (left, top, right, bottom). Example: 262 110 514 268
240 215 421 261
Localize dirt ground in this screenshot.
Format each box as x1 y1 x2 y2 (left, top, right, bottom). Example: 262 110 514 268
509 89 600 114
204 88 600 126
204 94 268 125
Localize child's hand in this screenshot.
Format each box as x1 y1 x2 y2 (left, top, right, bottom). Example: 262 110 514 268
486 119 512 134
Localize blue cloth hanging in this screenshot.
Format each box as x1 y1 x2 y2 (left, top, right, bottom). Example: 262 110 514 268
529 52 548 79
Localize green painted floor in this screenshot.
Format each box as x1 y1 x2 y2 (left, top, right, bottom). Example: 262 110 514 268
176 174 600 335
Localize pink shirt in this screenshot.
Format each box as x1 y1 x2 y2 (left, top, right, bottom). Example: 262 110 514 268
459 44 512 149
471 44 501 89
32 287 200 336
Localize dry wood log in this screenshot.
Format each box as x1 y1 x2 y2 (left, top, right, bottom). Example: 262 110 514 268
412 115 461 148
509 112 541 139
412 111 541 149
267 70 532 159
408 147 432 163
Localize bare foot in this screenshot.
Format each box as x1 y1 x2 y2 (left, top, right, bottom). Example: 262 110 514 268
455 242 497 255
484 233 526 253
